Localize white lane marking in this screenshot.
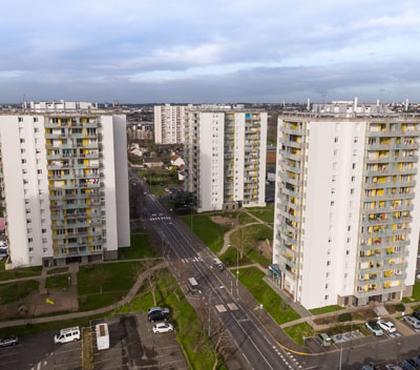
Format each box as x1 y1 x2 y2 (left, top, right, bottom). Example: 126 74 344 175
215 304 227 313
227 303 239 311
36 362 41 370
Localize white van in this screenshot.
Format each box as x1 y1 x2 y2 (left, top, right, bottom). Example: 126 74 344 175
54 327 81 344
187 277 199 293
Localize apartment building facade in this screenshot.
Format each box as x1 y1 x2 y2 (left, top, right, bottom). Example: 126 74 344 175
154 104 188 144
185 109 267 212
272 103 420 309
0 103 130 268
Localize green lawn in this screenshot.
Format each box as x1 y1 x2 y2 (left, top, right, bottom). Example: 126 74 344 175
46 274 71 290
284 322 314 345
0 261 42 282
180 213 231 253
238 267 300 324
139 168 180 197
224 224 272 267
402 281 420 303
0 280 39 304
77 261 153 310
118 269 225 370
118 233 159 260
245 204 274 224
309 305 345 315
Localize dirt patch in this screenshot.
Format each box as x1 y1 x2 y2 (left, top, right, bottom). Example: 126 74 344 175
257 240 272 260
0 288 79 320
210 215 236 226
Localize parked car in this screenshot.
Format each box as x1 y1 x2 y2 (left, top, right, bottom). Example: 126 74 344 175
412 310 420 321
317 333 332 347
148 311 169 323
152 322 174 334
213 258 225 272
0 336 18 348
413 355 420 367
377 319 396 333
361 365 374 370
385 365 403 370
147 307 170 317
54 327 81 344
403 316 420 330
401 359 419 370
365 321 384 336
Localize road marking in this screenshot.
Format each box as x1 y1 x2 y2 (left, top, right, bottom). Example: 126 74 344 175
36 362 41 370
227 303 239 311
215 304 227 312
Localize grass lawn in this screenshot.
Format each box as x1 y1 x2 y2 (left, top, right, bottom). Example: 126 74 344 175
118 269 225 370
180 213 231 253
238 267 300 324
0 261 42 282
284 322 314 345
47 267 69 275
402 281 420 303
118 233 160 260
309 305 345 315
46 274 71 290
0 280 39 304
225 224 272 267
245 204 274 224
139 168 181 198
77 261 154 310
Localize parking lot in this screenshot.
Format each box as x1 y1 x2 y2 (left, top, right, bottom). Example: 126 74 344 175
0 331 81 370
0 313 187 370
92 313 187 370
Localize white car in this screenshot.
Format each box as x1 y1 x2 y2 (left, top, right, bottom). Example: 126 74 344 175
377 320 396 333
54 327 81 344
403 315 420 330
365 321 384 336
152 323 174 334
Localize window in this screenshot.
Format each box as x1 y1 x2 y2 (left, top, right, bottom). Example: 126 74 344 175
42 228 47 234
324 295 329 300
334 137 338 143
330 201 334 206
21 159 27 164
20 138 25 143
346 250 350 255
33 117 38 123
346 238 351 243
28 237 33 243
327 261 331 266
18 117 23 122
354 137 358 143
347 226 351 231
325 284 328 289
352 163 356 169
351 176 355 182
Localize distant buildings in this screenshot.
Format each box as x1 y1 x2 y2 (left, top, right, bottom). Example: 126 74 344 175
184 108 267 212
272 100 420 309
154 104 188 144
0 102 130 268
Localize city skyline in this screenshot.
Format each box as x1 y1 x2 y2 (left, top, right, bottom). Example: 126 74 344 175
1 0 420 103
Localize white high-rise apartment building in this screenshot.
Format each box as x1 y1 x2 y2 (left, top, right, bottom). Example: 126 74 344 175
0 102 130 268
154 104 188 144
272 101 420 309
185 109 267 212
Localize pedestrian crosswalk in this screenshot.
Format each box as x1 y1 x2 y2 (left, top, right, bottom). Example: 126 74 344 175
149 216 171 221
180 256 204 263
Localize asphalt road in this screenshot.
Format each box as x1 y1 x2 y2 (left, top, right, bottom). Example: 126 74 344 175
130 170 300 370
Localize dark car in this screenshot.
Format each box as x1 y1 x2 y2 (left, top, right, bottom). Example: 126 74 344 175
147 307 170 317
412 310 420 321
401 359 418 370
0 336 18 348
148 311 169 323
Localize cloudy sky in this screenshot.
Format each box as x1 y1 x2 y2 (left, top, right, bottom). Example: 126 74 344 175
1 0 420 103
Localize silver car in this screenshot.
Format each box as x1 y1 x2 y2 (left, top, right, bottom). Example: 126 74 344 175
403 315 420 329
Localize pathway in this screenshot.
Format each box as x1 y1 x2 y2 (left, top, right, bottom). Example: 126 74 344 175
0 262 167 329
242 209 273 230
218 222 260 256
228 263 267 273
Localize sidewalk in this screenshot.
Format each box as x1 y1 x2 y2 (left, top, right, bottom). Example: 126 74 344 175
242 209 273 230
218 222 260 256
0 262 167 329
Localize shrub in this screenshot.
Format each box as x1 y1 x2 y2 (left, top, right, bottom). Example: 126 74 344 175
394 303 405 312
338 313 352 322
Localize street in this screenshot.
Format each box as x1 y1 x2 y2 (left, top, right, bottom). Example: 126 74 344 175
131 169 304 370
